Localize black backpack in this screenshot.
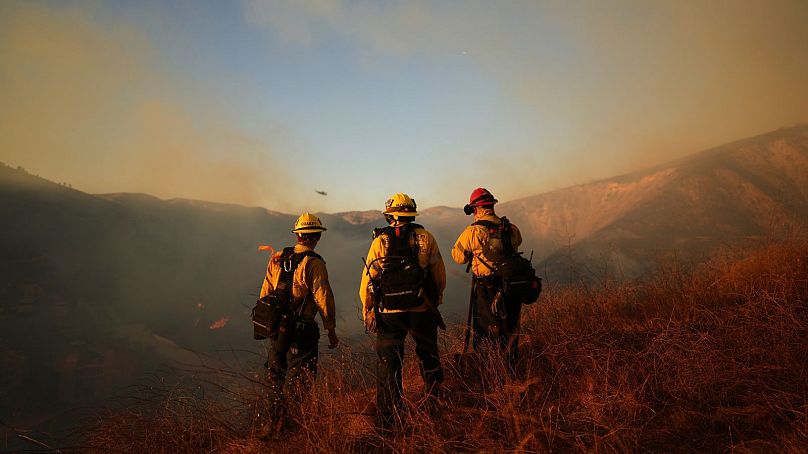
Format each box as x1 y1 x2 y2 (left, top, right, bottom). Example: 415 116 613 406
473 217 542 305
369 223 426 310
253 247 322 340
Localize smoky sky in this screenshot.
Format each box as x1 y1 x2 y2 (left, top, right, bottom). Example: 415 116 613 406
0 1 301 211
2 0 807 212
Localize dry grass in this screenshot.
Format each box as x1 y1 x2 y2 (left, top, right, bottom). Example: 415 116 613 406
83 240 808 453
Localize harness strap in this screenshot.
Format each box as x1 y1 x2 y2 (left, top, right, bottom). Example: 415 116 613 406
277 248 323 315
472 217 514 254
373 223 422 262
469 216 514 274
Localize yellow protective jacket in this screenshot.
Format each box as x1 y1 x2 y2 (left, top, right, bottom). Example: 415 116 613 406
259 244 336 331
451 210 522 277
359 222 446 319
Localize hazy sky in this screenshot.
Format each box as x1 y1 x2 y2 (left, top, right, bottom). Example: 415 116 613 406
1 0 806 213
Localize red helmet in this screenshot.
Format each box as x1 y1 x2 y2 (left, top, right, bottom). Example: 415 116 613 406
464 187 497 214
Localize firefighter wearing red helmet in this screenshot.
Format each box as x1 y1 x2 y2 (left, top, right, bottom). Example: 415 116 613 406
452 188 524 373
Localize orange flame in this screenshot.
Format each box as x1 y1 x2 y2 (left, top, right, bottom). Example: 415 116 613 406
258 245 275 254
209 316 230 330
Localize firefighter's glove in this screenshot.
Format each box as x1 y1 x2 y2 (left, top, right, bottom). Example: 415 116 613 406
327 329 339 349
364 310 378 334
491 291 507 320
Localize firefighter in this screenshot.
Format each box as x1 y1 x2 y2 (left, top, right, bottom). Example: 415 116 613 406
451 188 523 373
257 213 339 438
360 193 446 429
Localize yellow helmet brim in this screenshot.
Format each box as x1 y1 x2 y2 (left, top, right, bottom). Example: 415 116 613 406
292 226 327 233
382 210 419 217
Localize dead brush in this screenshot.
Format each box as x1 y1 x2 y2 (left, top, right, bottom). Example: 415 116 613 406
523 238 808 452
82 239 808 453
84 371 252 453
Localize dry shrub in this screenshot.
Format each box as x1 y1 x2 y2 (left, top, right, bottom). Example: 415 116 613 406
524 239 808 452
83 239 808 453
83 364 264 453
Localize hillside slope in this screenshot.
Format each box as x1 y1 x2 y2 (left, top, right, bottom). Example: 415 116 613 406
0 165 300 440
501 125 808 278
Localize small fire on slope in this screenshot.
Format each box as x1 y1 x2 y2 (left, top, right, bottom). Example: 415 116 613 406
209 317 229 330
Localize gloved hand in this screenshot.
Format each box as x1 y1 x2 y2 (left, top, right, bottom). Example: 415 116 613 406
364 310 377 334
491 290 507 320
327 329 339 349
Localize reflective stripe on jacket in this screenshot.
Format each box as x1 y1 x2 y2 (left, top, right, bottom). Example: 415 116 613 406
259 244 336 330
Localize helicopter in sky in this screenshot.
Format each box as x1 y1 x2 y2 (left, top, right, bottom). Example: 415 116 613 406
315 189 328 196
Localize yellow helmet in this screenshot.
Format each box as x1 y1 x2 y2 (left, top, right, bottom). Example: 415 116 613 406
383 193 419 217
292 213 327 233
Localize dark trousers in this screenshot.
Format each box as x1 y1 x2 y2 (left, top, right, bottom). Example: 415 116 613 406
266 320 319 422
376 311 444 425
472 278 522 372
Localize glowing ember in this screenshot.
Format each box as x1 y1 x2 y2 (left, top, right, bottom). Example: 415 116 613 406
209 316 230 330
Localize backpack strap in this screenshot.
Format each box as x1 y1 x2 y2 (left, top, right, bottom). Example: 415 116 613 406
275 248 320 285
366 223 425 279
376 223 420 260
472 218 514 254
296 250 324 263
469 217 515 273
499 217 515 255
472 219 499 229
277 247 298 294
277 248 324 314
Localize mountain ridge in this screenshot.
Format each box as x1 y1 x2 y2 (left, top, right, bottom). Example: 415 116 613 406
494 125 808 274
4 124 807 285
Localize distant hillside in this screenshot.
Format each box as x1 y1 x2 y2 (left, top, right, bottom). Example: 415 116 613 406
356 126 808 280
501 125 808 279
0 164 302 439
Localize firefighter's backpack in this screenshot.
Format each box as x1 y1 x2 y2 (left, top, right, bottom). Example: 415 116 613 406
370 223 426 310
474 217 541 304
253 247 322 340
